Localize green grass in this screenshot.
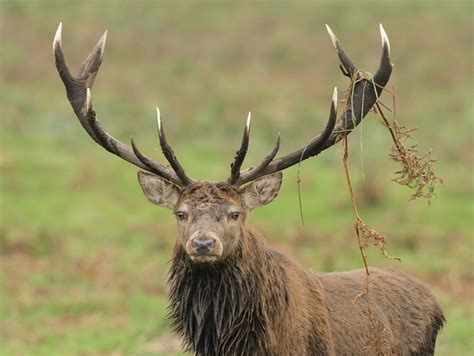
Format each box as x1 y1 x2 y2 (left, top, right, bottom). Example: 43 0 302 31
1 1 473 354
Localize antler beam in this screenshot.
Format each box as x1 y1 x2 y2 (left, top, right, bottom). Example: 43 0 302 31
53 23 192 187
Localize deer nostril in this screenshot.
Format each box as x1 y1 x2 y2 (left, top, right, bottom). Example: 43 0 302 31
191 238 216 254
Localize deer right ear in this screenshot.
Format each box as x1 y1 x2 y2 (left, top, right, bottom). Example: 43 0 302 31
241 172 283 210
137 171 181 209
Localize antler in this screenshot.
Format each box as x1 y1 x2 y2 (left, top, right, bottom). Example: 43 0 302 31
228 24 393 186
53 23 192 187
55 23 392 188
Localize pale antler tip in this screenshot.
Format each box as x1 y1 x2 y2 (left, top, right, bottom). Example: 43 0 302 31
94 30 108 55
325 24 337 49
53 22 63 49
379 23 390 54
99 30 108 46
156 106 162 133
246 112 251 131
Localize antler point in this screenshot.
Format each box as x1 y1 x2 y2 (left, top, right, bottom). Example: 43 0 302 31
156 106 162 133
325 24 337 49
379 23 390 53
97 30 108 51
53 22 63 49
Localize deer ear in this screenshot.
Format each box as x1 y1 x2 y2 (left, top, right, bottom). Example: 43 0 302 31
241 172 283 210
137 171 181 210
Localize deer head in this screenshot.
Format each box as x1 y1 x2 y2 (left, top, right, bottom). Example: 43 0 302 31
138 171 282 262
53 23 392 263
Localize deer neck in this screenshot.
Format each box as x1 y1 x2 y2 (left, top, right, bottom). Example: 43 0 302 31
167 229 288 355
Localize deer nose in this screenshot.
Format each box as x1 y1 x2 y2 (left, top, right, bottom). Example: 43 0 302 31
191 238 216 255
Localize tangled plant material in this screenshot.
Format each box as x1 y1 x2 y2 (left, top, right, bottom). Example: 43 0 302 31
340 74 401 266
363 317 391 356
341 133 399 272
376 104 444 204
355 217 401 262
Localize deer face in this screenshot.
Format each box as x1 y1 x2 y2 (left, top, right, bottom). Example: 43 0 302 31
138 171 282 263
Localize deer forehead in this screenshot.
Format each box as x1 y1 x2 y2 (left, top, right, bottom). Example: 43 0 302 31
178 182 242 211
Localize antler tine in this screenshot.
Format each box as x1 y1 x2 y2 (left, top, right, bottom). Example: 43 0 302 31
325 24 357 78
373 24 392 85
234 134 281 185
53 23 187 187
234 25 393 186
235 88 337 186
53 22 103 144
228 112 251 184
156 108 193 186
128 137 182 185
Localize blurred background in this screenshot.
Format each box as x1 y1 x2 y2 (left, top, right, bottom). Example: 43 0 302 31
1 1 472 355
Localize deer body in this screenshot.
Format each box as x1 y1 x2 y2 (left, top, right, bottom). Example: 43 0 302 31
53 23 444 355
170 249 444 355
320 268 444 355
165 182 444 356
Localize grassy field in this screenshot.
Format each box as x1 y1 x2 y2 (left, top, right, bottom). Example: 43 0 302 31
1 1 472 355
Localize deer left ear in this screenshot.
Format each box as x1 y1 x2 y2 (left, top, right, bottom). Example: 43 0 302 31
241 172 283 210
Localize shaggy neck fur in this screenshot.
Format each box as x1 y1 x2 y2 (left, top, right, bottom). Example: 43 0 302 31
167 230 289 356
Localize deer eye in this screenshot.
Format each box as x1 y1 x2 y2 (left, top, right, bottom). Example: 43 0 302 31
228 212 240 221
175 211 187 221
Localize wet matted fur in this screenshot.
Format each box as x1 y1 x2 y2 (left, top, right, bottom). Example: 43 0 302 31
168 221 444 355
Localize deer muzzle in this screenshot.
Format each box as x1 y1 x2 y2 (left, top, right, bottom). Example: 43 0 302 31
186 231 223 262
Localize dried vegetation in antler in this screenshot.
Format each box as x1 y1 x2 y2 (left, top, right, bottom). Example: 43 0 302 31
375 102 444 203
54 22 445 355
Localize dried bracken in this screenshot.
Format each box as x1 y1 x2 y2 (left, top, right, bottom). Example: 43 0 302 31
341 131 399 267
385 115 443 203
356 217 401 262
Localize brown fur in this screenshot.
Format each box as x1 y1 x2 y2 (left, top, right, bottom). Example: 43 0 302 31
163 183 444 356
168 229 334 355
319 268 445 355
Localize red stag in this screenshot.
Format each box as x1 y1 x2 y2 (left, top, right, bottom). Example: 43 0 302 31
53 23 444 355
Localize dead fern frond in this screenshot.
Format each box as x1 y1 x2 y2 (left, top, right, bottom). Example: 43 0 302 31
355 217 400 262
375 102 444 204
